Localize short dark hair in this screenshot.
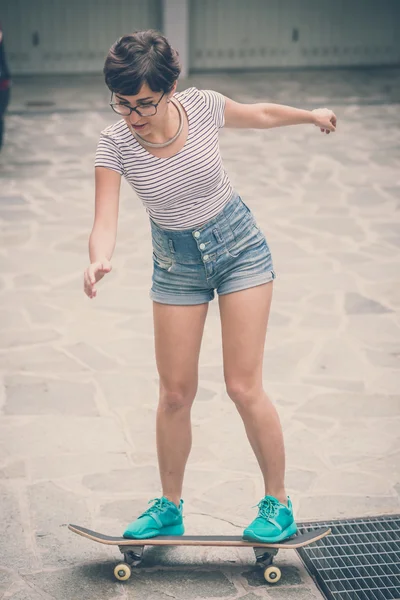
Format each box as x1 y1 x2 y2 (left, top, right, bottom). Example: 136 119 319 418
104 30 181 96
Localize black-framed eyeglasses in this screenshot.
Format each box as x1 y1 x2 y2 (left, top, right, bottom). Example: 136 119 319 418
110 91 165 117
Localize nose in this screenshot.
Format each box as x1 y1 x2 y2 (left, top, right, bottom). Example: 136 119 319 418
128 110 142 125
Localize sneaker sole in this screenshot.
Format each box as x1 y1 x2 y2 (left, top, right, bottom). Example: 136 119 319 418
242 522 298 544
123 524 184 539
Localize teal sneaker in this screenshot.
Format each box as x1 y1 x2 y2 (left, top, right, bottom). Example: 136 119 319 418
123 497 184 539
243 495 298 543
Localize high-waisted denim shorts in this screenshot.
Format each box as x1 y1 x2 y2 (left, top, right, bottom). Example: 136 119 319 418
150 193 276 305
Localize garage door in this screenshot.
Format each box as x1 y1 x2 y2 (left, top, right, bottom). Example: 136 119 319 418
1 0 162 74
189 0 400 71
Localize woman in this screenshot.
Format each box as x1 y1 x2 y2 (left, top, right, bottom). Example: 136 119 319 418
84 30 336 543
0 23 11 152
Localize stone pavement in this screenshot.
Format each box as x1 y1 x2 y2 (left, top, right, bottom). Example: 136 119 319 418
0 67 399 599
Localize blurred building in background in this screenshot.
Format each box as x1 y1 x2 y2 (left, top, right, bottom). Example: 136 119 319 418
1 0 399 78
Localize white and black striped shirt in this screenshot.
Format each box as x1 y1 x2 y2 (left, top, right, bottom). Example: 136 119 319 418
95 87 234 230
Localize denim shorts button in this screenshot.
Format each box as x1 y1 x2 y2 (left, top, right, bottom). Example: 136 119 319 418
203 254 209 261
194 231 200 238
199 243 206 250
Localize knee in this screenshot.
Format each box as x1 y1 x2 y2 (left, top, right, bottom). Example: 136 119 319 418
225 378 260 409
159 382 196 412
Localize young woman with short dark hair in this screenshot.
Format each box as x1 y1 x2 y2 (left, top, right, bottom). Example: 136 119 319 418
84 29 336 543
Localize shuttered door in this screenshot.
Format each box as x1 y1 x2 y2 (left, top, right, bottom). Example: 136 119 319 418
1 0 162 74
189 0 400 71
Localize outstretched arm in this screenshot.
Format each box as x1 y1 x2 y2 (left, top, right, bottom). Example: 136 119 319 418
224 97 336 134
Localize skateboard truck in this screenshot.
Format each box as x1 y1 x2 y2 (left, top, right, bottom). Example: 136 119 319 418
114 545 145 581
118 545 144 567
253 547 281 583
254 546 278 565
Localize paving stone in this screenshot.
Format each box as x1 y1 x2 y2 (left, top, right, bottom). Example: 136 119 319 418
347 188 389 206
4 376 97 416
292 415 336 434
297 313 342 330
0 209 35 221
0 568 16 596
0 228 33 246
96 335 157 367
312 469 395 496
345 292 392 314
355 261 400 282
365 344 400 369
0 328 61 349
65 343 120 371
83 466 159 493
284 429 330 472
296 392 400 418
1 68 399 600
285 469 318 493
0 346 89 374
28 481 101 567
308 338 370 380
299 493 400 521
357 451 400 480
23 303 69 326
363 281 400 310
291 217 366 240
326 418 399 468
268 587 323 599
0 416 126 457
301 377 365 392
0 459 26 479
239 595 269 600
346 314 400 344
0 195 28 205
263 341 315 380
130 569 237 599
96 371 158 410
27 566 122 600
366 370 400 394
13 273 51 290
0 483 38 571
99 497 151 522
6 585 48 600
0 309 29 331
30 452 131 481
216 453 261 476
123 589 176 600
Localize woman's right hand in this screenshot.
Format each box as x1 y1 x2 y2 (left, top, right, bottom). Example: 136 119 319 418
83 259 112 299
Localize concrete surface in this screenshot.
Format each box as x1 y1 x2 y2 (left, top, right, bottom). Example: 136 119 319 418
0 66 399 599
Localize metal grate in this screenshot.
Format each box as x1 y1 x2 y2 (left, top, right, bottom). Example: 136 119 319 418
297 515 400 600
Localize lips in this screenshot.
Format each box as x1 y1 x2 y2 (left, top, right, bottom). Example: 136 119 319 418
131 123 147 131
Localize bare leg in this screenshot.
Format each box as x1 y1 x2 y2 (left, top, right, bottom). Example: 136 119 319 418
219 283 287 505
153 301 208 507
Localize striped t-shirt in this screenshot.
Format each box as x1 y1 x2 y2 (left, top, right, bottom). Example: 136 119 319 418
94 87 234 230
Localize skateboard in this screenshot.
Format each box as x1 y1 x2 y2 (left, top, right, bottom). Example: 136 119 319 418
68 524 331 584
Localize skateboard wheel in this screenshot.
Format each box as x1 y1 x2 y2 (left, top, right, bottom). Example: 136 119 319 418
264 566 281 584
114 563 132 581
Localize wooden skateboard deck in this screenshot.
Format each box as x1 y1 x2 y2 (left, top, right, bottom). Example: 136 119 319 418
68 524 331 584
68 523 330 549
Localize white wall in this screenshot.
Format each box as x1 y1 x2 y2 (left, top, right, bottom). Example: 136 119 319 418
163 0 189 78
2 0 162 75
2 0 399 75
189 0 400 70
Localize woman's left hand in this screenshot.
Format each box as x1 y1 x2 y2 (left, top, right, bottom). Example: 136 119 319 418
312 108 337 134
